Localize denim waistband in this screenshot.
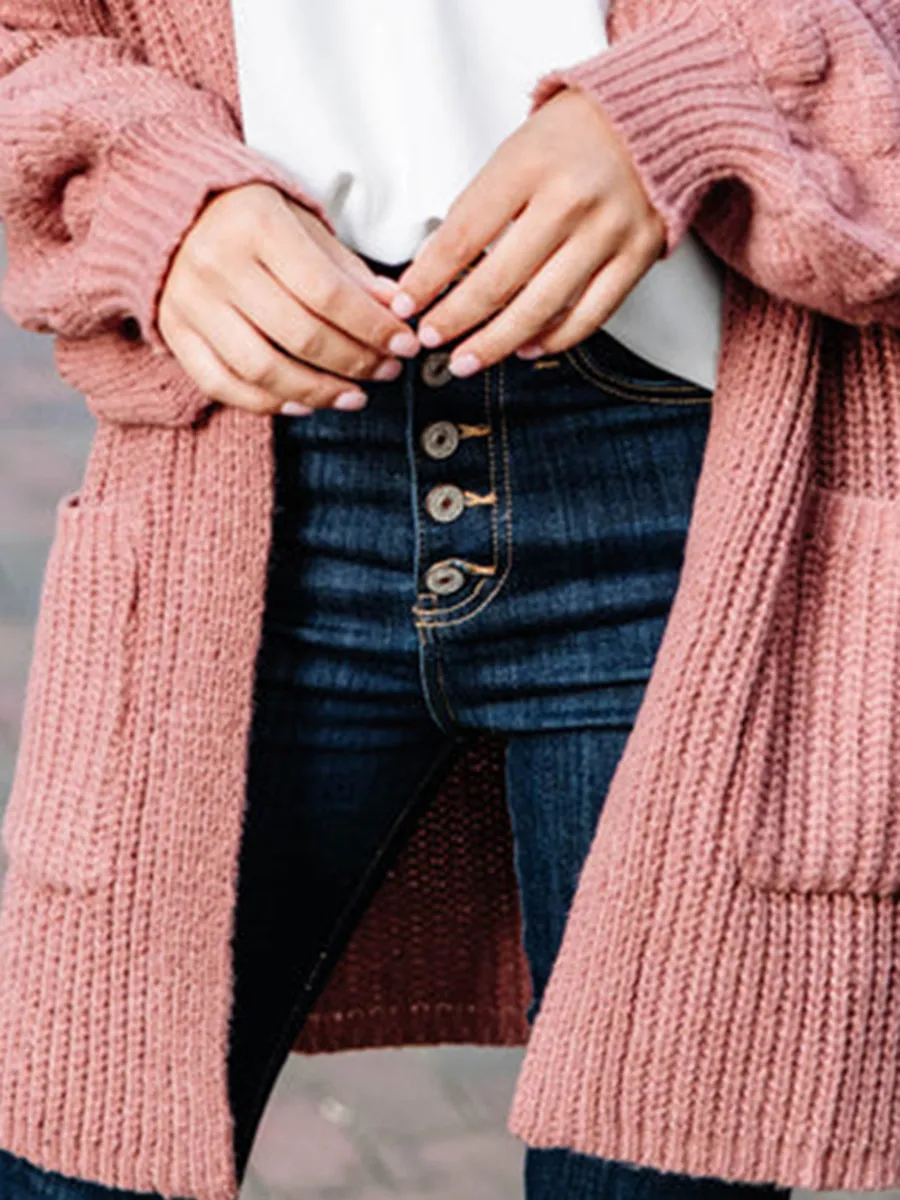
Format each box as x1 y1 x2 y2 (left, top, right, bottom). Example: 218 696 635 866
359 250 702 392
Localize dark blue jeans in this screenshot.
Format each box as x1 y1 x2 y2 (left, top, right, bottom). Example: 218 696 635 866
0 263 791 1200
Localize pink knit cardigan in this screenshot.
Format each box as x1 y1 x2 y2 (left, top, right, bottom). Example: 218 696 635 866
2 1 900 1197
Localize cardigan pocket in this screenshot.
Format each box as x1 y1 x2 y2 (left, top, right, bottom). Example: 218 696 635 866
732 485 900 897
1 491 139 893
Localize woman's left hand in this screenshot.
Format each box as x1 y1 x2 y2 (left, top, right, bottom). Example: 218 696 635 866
393 87 666 376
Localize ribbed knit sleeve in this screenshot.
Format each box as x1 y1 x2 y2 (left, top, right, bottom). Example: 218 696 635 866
0 14 335 425
530 0 900 327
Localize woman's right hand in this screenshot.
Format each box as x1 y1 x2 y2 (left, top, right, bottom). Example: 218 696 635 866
157 182 421 416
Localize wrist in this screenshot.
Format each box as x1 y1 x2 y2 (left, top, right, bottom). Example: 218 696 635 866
528 9 767 255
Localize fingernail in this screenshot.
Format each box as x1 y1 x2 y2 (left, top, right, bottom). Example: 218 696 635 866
418 324 443 349
389 331 420 358
334 390 368 411
280 401 315 416
373 359 403 382
449 353 482 379
391 292 417 319
375 275 400 292
516 343 545 360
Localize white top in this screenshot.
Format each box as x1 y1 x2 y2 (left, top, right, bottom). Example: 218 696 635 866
230 0 724 390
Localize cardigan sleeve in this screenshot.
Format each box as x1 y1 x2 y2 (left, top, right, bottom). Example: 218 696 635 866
0 5 335 423
530 0 900 328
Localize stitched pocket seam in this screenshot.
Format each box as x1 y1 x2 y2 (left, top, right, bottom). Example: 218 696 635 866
2 491 139 893
564 343 713 406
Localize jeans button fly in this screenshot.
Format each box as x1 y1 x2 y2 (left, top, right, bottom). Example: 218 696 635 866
421 351 454 388
421 421 460 460
425 563 466 596
425 484 465 524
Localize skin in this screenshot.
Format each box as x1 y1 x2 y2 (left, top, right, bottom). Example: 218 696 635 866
157 86 665 415
394 87 667 376
157 184 418 417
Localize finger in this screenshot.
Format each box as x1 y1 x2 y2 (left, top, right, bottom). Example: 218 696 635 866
233 261 402 382
181 301 368 411
415 196 578 349
365 274 403 305
393 151 530 317
259 204 420 358
522 244 663 356
164 322 296 415
445 230 620 375
302 214 402 304
329 252 403 308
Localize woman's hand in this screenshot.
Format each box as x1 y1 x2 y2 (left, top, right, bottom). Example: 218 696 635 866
392 87 666 377
157 183 421 416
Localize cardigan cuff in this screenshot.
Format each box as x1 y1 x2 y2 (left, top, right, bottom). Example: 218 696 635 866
80 110 335 356
528 8 772 256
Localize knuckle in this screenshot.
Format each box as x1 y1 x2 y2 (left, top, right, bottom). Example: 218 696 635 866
225 186 275 233
162 284 198 330
516 148 546 181
241 351 280 389
185 233 225 280
551 172 600 215
240 181 279 214
193 363 228 401
509 300 549 334
468 278 510 314
429 220 472 269
350 352 380 379
429 240 462 275
297 327 327 364
250 194 286 242
223 204 257 243
307 275 344 316
194 188 277 261
605 205 634 243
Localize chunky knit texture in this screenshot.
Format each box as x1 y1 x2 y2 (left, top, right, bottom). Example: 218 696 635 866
2 1 900 1198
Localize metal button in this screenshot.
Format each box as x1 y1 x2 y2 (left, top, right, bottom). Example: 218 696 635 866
425 563 466 596
425 484 465 524
421 421 460 460
421 351 454 388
